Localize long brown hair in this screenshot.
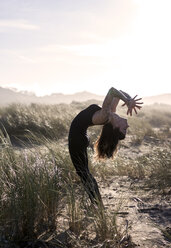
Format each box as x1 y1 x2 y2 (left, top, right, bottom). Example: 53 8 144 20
94 122 125 159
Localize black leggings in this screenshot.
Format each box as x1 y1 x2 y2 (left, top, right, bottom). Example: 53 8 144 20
69 143 102 205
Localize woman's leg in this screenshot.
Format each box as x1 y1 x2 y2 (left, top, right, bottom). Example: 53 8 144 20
69 146 102 205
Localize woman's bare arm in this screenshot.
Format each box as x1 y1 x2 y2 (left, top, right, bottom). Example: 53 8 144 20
92 87 131 125
104 87 143 116
110 98 120 112
92 87 143 124
103 88 132 112
110 90 133 112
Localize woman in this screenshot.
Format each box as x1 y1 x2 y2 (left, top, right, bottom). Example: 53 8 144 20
68 87 143 206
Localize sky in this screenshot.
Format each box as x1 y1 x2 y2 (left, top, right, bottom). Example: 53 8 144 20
0 0 171 97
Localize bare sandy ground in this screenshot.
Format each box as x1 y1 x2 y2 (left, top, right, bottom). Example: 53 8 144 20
54 175 171 248
99 175 171 248
97 135 171 247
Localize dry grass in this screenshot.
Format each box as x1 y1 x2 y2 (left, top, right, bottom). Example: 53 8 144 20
0 102 170 247
0 133 130 247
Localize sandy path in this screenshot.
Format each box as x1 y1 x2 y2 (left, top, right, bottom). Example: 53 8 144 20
99 176 171 247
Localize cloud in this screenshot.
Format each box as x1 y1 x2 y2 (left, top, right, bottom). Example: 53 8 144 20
0 20 40 30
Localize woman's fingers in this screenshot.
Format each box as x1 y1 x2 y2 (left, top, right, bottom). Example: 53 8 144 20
122 100 143 108
133 95 138 100
135 102 143 105
127 106 141 115
134 97 142 101
124 96 143 115
134 107 137 114
133 96 144 104
127 108 133 116
135 105 142 109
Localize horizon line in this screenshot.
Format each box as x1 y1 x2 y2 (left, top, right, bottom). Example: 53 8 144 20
0 85 171 98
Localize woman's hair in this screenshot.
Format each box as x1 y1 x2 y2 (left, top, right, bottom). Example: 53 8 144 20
94 122 125 159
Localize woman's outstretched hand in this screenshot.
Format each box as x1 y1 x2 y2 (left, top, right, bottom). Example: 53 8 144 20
122 95 143 116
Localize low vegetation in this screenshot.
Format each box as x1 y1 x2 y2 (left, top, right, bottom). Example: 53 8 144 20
0 102 170 247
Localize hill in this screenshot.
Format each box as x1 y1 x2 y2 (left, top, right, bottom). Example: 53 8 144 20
0 86 170 105
0 87 104 105
142 94 171 105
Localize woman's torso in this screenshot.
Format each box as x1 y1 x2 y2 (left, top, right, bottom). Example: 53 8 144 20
68 104 101 148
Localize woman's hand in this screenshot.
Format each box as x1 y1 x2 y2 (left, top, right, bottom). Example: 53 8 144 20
122 95 143 116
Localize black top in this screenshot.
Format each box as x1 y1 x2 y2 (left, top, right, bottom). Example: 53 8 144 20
68 104 101 147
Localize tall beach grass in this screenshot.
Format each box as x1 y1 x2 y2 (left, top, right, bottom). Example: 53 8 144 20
0 102 170 247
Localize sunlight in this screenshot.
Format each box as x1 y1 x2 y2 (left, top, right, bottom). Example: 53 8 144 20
0 0 171 96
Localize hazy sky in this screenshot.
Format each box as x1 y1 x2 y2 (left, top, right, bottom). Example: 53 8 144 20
0 0 171 97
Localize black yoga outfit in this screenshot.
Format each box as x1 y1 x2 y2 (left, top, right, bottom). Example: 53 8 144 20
68 104 102 204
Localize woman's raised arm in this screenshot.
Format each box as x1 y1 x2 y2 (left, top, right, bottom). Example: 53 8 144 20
92 87 143 124
104 87 143 116
92 87 132 125
102 87 132 111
